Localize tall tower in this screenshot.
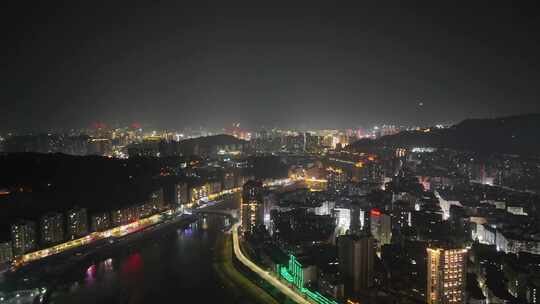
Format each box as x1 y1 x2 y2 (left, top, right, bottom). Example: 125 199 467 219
370 208 392 250
337 234 374 295
427 247 468 304
242 180 263 203
241 180 264 235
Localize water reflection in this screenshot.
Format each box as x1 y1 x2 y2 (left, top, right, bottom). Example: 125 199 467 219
102 258 113 273
85 264 96 284
0 215 242 304
201 216 208 230
54 215 233 303
120 253 142 276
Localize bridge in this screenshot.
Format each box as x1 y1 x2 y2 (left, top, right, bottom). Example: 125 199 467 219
191 208 239 220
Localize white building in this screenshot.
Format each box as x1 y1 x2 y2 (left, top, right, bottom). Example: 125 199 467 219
435 191 462 220
473 224 496 245
333 208 351 235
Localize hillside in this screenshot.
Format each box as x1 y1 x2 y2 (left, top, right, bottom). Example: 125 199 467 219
349 114 540 156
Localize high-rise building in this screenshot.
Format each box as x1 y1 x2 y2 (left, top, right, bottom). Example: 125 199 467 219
240 201 264 235
138 201 154 218
426 247 468 304
66 207 88 240
148 188 165 211
40 212 64 246
90 212 110 232
327 168 348 193
209 180 222 196
392 200 412 231
87 138 113 156
10 220 37 256
223 172 235 190
242 180 263 203
334 207 351 236
0 241 13 264
163 183 178 206
176 182 189 205
337 234 375 295
110 206 139 227
127 140 160 158
189 183 209 204
353 162 385 185
370 208 392 249
526 280 538 304
350 204 368 234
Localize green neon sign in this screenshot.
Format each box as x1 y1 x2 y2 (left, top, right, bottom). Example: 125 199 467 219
277 254 339 304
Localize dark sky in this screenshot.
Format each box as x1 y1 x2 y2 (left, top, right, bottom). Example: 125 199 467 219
2 2 539 131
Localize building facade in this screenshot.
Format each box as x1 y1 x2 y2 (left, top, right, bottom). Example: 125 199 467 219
337 234 375 295
190 183 209 204
242 180 263 203
0 241 13 264
40 212 65 246
370 209 392 249
90 212 111 232
66 207 88 240
10 221 37 256
176 182 189 206
427 247 468 304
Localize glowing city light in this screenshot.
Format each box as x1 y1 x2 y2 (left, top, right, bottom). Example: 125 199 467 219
277 254 339 304
370 208 381 217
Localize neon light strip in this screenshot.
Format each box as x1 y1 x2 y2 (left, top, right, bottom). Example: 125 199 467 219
277 257 340 304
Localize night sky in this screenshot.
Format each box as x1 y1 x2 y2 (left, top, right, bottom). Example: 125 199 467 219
2 2 539 131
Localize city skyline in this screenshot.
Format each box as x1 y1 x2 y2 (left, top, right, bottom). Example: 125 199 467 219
2 3 540 304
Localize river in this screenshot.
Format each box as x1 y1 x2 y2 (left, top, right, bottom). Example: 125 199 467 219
0 195 258 304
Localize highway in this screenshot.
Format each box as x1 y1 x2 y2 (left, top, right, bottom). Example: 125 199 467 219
231 223 313 304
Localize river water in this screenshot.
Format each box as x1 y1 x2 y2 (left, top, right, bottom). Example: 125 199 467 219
1 198 249 304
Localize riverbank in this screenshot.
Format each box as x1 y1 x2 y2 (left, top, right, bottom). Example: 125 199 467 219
10 213 195 274
231 224 313 304
213 233 279 304
5 177 299 272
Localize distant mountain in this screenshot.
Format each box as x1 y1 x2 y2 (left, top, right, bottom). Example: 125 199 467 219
349 114 540 156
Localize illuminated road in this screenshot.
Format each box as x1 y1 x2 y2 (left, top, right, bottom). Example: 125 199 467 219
231 223 312 304
11 177 306 270
13 187 246 268
11 214 168 270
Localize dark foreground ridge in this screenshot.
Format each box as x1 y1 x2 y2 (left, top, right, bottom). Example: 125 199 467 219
349 113 540 156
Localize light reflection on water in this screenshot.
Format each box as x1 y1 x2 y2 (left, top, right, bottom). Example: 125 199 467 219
47 215 232 304
119 253 143 276
0 214 240 304
84 264 96 284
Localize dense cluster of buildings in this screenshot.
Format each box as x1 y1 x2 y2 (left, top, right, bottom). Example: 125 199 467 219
0 167 250 268
0 124 411 161
0 189 165 263
2 122 539 304
127 134 246 158
1 134 114 157
0 127 246 159
234 142 540 304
